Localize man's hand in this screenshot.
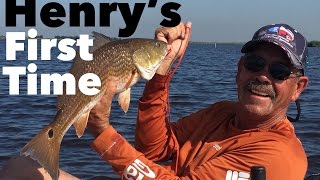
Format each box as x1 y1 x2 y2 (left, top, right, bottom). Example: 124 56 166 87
155 21 192 75
87 92 113 138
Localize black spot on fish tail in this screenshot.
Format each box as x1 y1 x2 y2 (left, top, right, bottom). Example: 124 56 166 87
48 129 54 139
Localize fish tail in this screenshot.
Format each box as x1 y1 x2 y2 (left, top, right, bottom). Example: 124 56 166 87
20 125 62 180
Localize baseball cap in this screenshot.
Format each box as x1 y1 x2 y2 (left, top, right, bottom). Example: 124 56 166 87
241 24 308 74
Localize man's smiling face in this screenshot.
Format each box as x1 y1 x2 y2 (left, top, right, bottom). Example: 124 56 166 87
236 43 304 118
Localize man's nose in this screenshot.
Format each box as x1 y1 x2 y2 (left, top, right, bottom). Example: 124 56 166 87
255 66 272 84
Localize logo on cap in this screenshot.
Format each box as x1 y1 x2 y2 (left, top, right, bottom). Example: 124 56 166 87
267 26 294 42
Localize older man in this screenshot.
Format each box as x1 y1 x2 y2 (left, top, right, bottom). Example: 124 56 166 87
1 22 309 179
88 22 309 179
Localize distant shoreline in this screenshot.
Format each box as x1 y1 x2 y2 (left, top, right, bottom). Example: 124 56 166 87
0 37 319 47
189 41 244 45
0 37 244 44
307 41 320 47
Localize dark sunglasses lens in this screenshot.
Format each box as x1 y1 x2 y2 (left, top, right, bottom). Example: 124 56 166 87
244 55 265 72
269 64 291 80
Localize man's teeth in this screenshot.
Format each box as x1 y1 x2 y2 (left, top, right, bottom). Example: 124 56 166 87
250 89 269 97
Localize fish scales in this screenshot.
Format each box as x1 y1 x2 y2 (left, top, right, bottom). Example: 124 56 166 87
20 33 168 180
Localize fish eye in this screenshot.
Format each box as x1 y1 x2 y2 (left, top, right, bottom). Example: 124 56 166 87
155 42 161 47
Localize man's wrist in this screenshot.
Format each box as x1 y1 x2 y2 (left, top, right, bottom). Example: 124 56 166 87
88 124 109 138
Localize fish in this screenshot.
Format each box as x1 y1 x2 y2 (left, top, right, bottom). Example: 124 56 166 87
20 32 168 180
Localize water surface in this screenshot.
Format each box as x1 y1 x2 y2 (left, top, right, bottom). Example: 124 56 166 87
0 41 319 178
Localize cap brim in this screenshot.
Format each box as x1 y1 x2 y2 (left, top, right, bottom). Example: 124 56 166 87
241 39 280 53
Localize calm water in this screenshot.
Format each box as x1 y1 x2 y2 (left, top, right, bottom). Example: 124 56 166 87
0 41 319 179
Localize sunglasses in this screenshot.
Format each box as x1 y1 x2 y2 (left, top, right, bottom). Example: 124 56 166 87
242 54 301 80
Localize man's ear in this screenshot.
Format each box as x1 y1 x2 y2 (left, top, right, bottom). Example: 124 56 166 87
291 76 309 102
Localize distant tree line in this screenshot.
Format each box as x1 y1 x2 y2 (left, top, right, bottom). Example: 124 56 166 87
54 35 79 40
308 41 320 47
0 34 122 41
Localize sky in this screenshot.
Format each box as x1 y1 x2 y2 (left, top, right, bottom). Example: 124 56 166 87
1 0 319 42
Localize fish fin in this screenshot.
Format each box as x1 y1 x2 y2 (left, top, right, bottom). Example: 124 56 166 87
73 111 90 138
20 123 62 180
90 31 113 53
118 88 131 113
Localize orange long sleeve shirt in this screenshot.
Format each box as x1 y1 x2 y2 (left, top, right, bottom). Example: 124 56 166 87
91 74 307 180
